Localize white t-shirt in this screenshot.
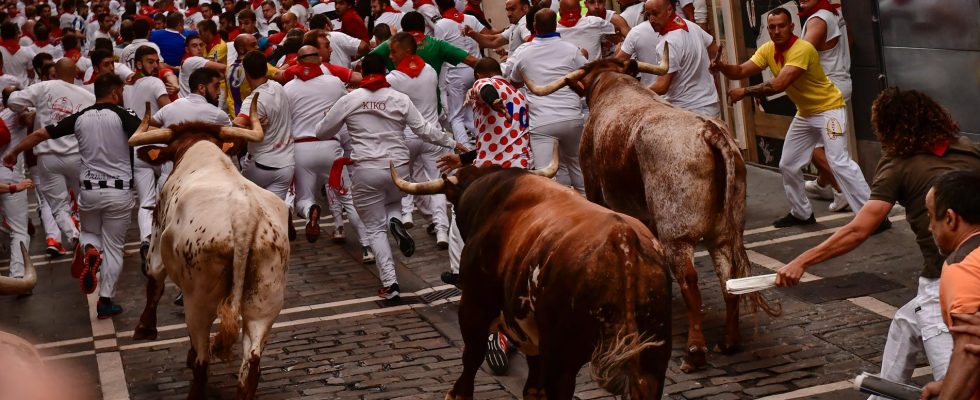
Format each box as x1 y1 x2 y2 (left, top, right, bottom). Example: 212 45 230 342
179 56 210 97
328 31 362 68
0 74 22 90
386 63 439 139
314 86 454 169
184 11 204 31
7 79 95 155
802 10 851 100
508 36 587 129
88 26 112 51
82 62 134 83
123 75 168 117
121 39 162 69
0 108 28 180
289 4 308 26
656 21 718 110
502 15 531 55
556 15 615 62
620 2 644 28
283 66 347 137
375 11 403 33
31 43 63 59
434 14 484 59
0 46 36 88
59 13 85 31
621 22 662 86
153 94 231 126
239 80 294 168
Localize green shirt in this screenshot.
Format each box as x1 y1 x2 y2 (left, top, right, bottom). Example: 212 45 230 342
371 36 470 73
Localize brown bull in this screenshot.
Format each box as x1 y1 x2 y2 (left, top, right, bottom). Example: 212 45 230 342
392 152 673 399
129 98 290 400
524 52 778 372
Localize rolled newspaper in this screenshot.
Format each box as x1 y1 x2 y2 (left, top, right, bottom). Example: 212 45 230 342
725 274 777 295
853 372 924 400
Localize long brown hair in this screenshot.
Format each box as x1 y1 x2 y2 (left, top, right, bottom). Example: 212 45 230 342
871 87 960 158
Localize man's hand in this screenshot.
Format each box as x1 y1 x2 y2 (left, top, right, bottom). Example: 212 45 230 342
727 87 746 103
164 80 179 95
437 153 462 174
490 98 506 114
1 152 17 169
775 260 806 287
15 179 33 191
919 380 942 400
950 312 980 355
453 142 469 153
709 52 722 73
461 25 475 37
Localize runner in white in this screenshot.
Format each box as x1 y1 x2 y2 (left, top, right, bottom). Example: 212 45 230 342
371 0 403 38
555 0 615 62
584 0 630 58
0 107 33 282
0 22 36 88
616 2 661 86
179 35 226 97
434 0 484 148
618 0 645 28
120 19 161 69
646 0 720 117
183 0 206 31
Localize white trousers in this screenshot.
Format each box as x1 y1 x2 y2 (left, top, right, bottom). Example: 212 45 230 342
779 108 870 219
133 155 172 242
352 164 409 287
0 189 30 278
242 159 294 202
686 102 721 118
400 138 450 234
531 118 585 194
869 277 952 400
446 65 476 147
36 153 81 243
293 140 369 245
30 167 61 239
448 209 464 274
78 189 134 299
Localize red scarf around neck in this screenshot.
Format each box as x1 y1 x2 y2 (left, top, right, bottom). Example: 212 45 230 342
396 54 424 78
0 39 19 55
285 61 324 81
360 74 390 90
64 48 81 61
558 10 580 27
250 0 263 9
441 7 463 23
928 138 951 157
393 0 408 6
773 34 798 66
798 0 841 19
184 6 201 17
383 4 400 13
464 3 484 19
655 12 688 35
413 0 434 7
34 39 49 48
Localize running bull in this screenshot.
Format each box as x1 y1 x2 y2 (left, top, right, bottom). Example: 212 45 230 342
523 49 779 372
392 151 673 399
129 97 290 400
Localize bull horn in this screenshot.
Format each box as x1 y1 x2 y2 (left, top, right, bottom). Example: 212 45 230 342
528 143 559 178
0 243 37 295
522 69 586 97
219 94 264 142
128 102 173 146
390 161 448 195
637 44 669 75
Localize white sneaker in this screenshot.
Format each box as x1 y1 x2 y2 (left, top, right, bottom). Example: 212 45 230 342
362 246 376 264
401 212 414 229
828 190 850 212
804 180 833 200
331 225 346 243
436 230 448 250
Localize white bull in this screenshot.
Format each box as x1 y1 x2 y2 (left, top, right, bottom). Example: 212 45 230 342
129 98 290 400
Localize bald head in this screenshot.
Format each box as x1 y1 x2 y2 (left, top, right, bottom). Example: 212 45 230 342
54 58 76 82
558 0 579 13
297 45 319 59
534 8 556 34
281 11 297 29
233 33 258 54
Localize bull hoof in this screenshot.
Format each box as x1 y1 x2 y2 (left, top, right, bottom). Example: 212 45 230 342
714 342 741 354
679 346 708 373
132 325 158 340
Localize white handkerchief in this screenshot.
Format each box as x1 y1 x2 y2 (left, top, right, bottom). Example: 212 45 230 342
726 274 777 295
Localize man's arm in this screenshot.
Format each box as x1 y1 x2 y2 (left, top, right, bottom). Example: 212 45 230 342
650 73 673 95
609 14 630 43
682 3 695 22
922 312 980 400
711 58 764 80
464 25 507 49
1 127 51 168
204 61 226 71
776 200 893 286
801 17 829 50
727 64 805 103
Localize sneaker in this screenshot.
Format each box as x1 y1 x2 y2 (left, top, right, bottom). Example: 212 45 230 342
378 283 400 301
96 298 123 319
389 218 415 257
441 271 459 286
287 223 296 241
362 246 376 264
436 230 449 250
331 225 346 244
174 291 184 306
485 332 510 375
426 223 437 236
79 245 101 294
873 218 892 235
305 205 321 243
139 241 150 277
828 190 850 212
772 213 816 228
804 180 833 200
46 237 66 258
401 212 414 229
70 239 84 278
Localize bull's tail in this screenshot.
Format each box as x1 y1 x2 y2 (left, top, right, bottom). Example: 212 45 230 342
703 120 781 317
213 196 258 361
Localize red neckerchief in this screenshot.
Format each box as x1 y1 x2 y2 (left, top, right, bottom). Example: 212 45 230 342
206 36 222 53
442 7 463 23
655 12 688 35
798 0 841 20
558 9 581 27
464 3 484 20
295 0 309 8
360 74 390 90
414 0 434 7
285 61 324 81
928 138 951 157
33 39 49 48
393 0 408 6
64 48 81 62
250 0 262 9
163 5 178 13
126 72 147 85
0 39 20 55
227 27 241 39
383 5 400 13
773 34 798 66
7 9 17 18
406 31 425 43
184 6 201 17
396 54 424 78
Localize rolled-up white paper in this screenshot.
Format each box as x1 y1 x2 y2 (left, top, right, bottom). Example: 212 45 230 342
725 274 777 295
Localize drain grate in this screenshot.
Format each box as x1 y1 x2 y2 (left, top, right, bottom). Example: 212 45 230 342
420 287 462 303
375 287 462 309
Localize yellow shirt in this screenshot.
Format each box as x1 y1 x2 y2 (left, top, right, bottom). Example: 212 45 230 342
750 39 844 116
225 61 279 117
206 40 228 64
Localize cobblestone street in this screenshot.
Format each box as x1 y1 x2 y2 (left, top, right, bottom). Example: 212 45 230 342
0 166 937 399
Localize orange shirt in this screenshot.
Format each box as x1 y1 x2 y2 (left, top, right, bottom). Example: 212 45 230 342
939 233 980 400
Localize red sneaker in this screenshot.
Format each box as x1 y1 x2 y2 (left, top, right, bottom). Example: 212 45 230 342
79 245 101 295
46 237 66 257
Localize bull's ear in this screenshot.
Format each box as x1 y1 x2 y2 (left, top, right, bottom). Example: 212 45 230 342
220 139 245 156
626 59 640 78
136 145 172 164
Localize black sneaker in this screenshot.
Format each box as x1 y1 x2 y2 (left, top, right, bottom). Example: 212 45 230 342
139 241 150 277
378 283 400 301
305 205 321 243
389 218 415 257
772 212 816 228
485 332 510 375
441 271 460 286
97 298 123 319
873 218 892 235
174 291 184 306
426 223 437 236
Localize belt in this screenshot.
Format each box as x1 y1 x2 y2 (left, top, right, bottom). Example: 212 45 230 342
82 179 133 190
294 136 338 144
